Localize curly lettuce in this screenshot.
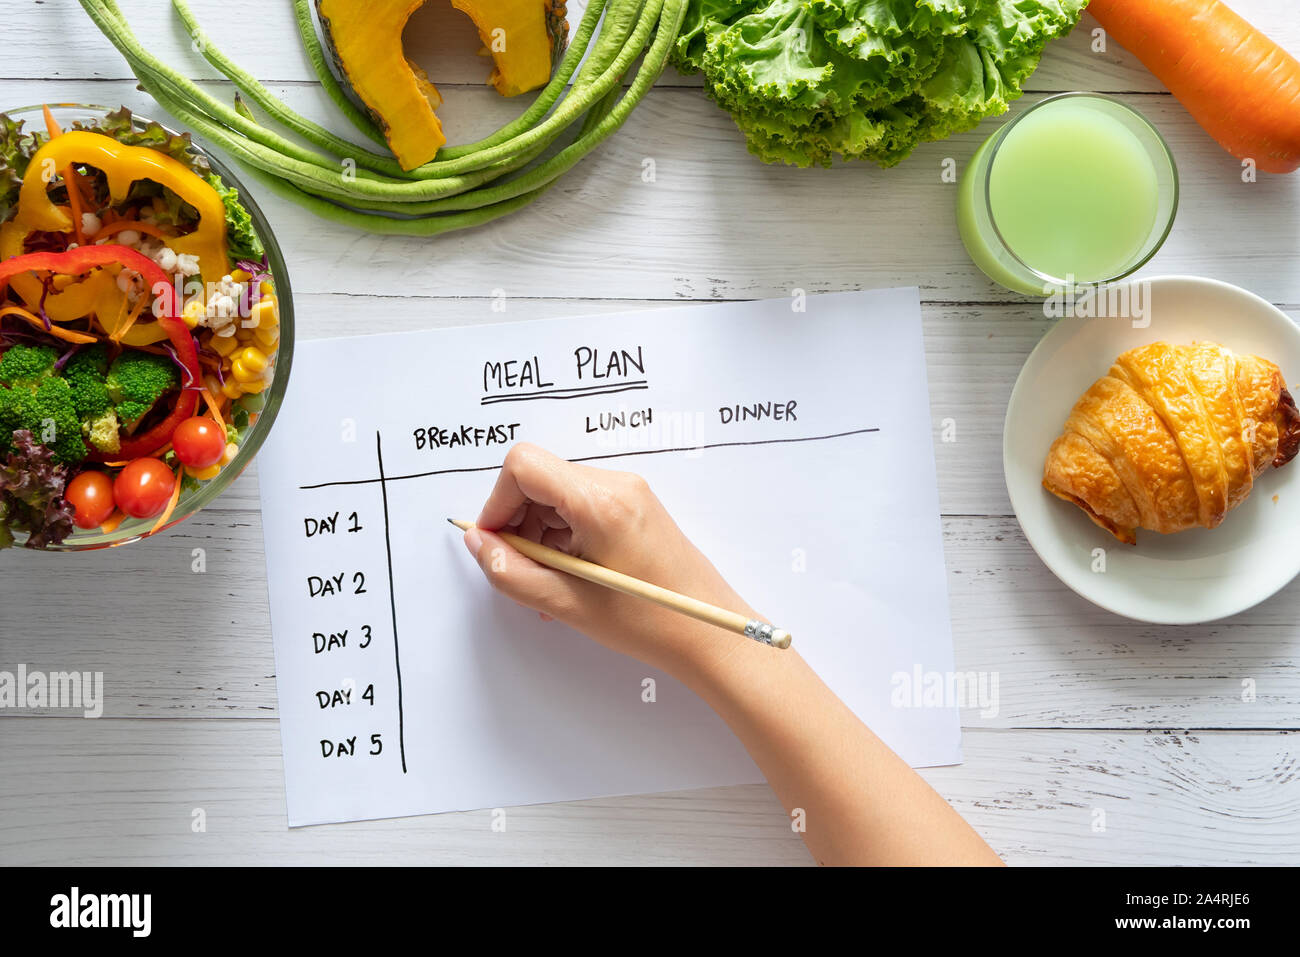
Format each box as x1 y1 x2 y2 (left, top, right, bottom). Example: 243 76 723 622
0 113 45 222
0 429 74 549
206 173 264 263
672 0 1088 167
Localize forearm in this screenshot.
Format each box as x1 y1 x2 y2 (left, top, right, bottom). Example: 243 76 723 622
679 640 1003 866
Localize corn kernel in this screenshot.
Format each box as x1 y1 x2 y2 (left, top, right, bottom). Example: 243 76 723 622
229 268 251 283
221 442 240 466
235 326 253 342
250 298 278 330
231 358 255 383
211 334 238 356
239 377 267 394
238 347 268 375
253 325 279 349
186 463 222 481
182 299 205 329
221 378 243 400
259 281 275 296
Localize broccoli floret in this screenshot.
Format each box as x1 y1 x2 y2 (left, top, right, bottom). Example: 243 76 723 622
106 351 178 430
42 345 121 454
0 344 57 386
63 344 114 420
84 409 121 454
0 376 88 464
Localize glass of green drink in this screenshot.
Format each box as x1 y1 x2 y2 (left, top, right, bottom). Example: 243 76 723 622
957 92 1179 297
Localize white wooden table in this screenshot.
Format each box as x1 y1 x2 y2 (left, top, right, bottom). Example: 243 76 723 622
2 0 1298 866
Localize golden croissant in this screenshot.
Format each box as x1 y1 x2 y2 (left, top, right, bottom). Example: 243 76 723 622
1043 341 1300 544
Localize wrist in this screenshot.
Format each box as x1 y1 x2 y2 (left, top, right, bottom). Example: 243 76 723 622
668 619 780 704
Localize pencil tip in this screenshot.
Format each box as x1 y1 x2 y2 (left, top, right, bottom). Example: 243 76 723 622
446 517 457 527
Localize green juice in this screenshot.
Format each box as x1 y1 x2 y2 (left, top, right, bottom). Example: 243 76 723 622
958 95 1174 296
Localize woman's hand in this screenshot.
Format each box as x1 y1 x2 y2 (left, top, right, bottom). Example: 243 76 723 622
462 442 762 682
462 443 1002 865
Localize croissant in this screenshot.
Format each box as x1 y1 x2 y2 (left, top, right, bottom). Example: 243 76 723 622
1042 341 1300 544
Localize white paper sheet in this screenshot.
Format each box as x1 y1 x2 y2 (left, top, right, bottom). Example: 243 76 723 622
255 287 961 826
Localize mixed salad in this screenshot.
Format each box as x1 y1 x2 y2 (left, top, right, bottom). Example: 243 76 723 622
0 106 281 548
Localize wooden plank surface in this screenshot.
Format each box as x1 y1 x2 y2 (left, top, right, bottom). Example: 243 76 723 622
1 0 1298 866
11 2 1299 92
1 719 1294 866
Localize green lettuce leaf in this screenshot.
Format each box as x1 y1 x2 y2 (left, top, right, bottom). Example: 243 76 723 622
672 0 1088 168
206 173 264 264
0 113 46 222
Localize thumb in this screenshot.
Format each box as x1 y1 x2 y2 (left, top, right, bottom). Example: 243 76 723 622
464 527 589 621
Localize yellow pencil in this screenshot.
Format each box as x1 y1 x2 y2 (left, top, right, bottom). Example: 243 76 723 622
449 519 791 649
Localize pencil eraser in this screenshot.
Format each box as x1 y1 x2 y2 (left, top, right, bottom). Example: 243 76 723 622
771 630 792 649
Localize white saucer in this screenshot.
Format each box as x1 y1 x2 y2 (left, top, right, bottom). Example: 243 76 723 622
1004 276 1300 624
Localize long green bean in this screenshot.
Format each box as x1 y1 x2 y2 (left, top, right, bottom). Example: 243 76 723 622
74 0 686 237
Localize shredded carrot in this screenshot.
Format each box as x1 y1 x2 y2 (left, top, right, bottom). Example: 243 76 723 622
99 510 126 534
149 466 185 534
92 291 128 338
95 219 177 243
42 104 63 137
63 166 88 246
109 295 148 343
199 386 226 432
100 444 171 469
0 306 98 344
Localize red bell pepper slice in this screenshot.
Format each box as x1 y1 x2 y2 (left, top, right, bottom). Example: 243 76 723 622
0 246 201 459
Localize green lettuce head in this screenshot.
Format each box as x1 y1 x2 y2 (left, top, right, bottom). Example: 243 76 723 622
672 0 1089 167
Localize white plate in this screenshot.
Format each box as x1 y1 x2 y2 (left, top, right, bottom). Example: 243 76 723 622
1004 276 1300 624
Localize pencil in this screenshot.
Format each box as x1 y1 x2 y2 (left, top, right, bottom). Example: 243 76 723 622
448 519 791 649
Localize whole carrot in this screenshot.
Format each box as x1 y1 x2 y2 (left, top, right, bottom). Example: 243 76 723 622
1090 0 1300 173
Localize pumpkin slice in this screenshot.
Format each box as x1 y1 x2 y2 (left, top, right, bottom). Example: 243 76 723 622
453 0 570 96
315 0 569 172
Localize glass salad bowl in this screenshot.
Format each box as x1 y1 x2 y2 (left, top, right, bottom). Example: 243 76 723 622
0 103 294 549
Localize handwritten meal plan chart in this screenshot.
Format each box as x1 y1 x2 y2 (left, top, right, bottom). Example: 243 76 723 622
257 287 961 826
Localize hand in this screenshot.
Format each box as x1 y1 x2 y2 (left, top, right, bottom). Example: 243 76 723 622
463 443 763 682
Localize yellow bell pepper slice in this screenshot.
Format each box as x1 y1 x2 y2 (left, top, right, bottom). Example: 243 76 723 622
14 131 228 274
2 131 229 319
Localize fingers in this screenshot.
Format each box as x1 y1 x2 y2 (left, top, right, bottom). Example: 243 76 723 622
476 443 582 531
517 502 564 543
539 525 572 553
463 527 590 623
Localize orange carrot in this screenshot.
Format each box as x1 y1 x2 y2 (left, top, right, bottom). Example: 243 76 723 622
149 466 185 534
94 220 177 243
41 103 63 138
62 166 88 246
99 510 126 534
199 386 226 433
41 105 89 245
109 294 148 343
0 306 98 344
1089 0 1300 173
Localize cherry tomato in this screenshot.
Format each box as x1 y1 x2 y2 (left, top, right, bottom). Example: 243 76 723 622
172 416 226 469
65 471 116 529
113 458 175 519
